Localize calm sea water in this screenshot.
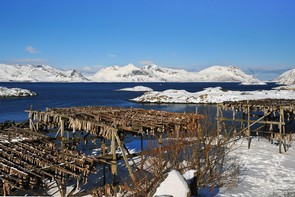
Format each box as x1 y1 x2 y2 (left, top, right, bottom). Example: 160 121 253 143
0 82 278 122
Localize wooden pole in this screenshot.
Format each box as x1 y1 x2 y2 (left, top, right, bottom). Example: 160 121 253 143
216 104 220 144
60 118 65 163
29 111 34 132
279 106 283 153
111 130 117 196
114 131 137 187
101 138 106 186
232 106 236 137
282 110 287 152
247 100 251 149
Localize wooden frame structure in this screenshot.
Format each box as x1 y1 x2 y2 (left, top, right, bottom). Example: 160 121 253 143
25 106 203 196
0 132 96 196
216 99 295 153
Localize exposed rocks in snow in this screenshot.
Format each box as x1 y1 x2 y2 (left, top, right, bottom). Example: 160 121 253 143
131 87 295 104
117 85 153 92
273 84 295 90
0 86 36 97
0 64 89 82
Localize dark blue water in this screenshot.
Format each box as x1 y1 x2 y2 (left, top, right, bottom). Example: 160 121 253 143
0 82 278 122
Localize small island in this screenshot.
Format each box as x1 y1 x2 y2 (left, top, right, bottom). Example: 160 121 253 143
131 87 295 104
0 86 36 98
117 85 153 92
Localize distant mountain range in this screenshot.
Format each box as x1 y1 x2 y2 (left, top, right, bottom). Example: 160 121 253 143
91 64 265 84
0 64 89 82
0 63 293 85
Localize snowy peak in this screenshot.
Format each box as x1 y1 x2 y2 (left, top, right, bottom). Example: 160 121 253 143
0 64 89 82
91 64 265 84
198 65 265 84
273 68 295 85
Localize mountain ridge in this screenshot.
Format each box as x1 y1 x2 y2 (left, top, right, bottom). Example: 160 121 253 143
0 64 89 82
0 63 282 84
91 63 265 84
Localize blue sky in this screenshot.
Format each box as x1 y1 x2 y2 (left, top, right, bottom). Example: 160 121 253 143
0 0 294 80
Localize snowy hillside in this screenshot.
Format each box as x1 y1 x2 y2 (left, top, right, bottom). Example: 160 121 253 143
198 66 266 84
273 68 295 85
91 64 265 84
0 64 89 82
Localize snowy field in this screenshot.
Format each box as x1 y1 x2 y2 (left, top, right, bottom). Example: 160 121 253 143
154 137 295 197
218 137 295 197
132 87 295 104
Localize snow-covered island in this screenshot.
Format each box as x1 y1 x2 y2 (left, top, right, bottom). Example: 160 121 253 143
0 86 36 97
131 87 295 104
117 85 153 92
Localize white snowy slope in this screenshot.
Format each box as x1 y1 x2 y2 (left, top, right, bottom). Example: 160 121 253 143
273 68 295 85
131 87 295 104
0 86 36 97
91 64 265 84
0 64 89 82
198 66 266 84
117 85 153 92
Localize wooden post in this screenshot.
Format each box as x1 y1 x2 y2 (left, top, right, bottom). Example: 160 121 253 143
140 134 144 171
60 117 65 163
247 101 251 149
114 131 137 187
216 104 220 144
232 106 236 136
279 106 283 153
111 130 117 196
101 138 106 186
283 111 287 152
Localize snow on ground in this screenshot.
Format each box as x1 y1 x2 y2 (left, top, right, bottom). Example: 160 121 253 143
218 137 295 197
0 86 36 97
273 84 295 90
131 87 295 104
155 137 295 197
153 170 190 197
117 85 153 92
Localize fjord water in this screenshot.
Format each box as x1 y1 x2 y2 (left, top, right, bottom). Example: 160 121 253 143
0 82 278 123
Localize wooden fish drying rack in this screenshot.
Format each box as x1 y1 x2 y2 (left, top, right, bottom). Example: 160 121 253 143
216 99 295 153
24 106 203 196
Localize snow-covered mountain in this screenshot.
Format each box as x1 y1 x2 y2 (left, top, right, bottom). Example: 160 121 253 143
197 66 265 84
0 64 89 82
0 63 267 83
273 68 295 85
91 63 200 82
91 64 265 84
